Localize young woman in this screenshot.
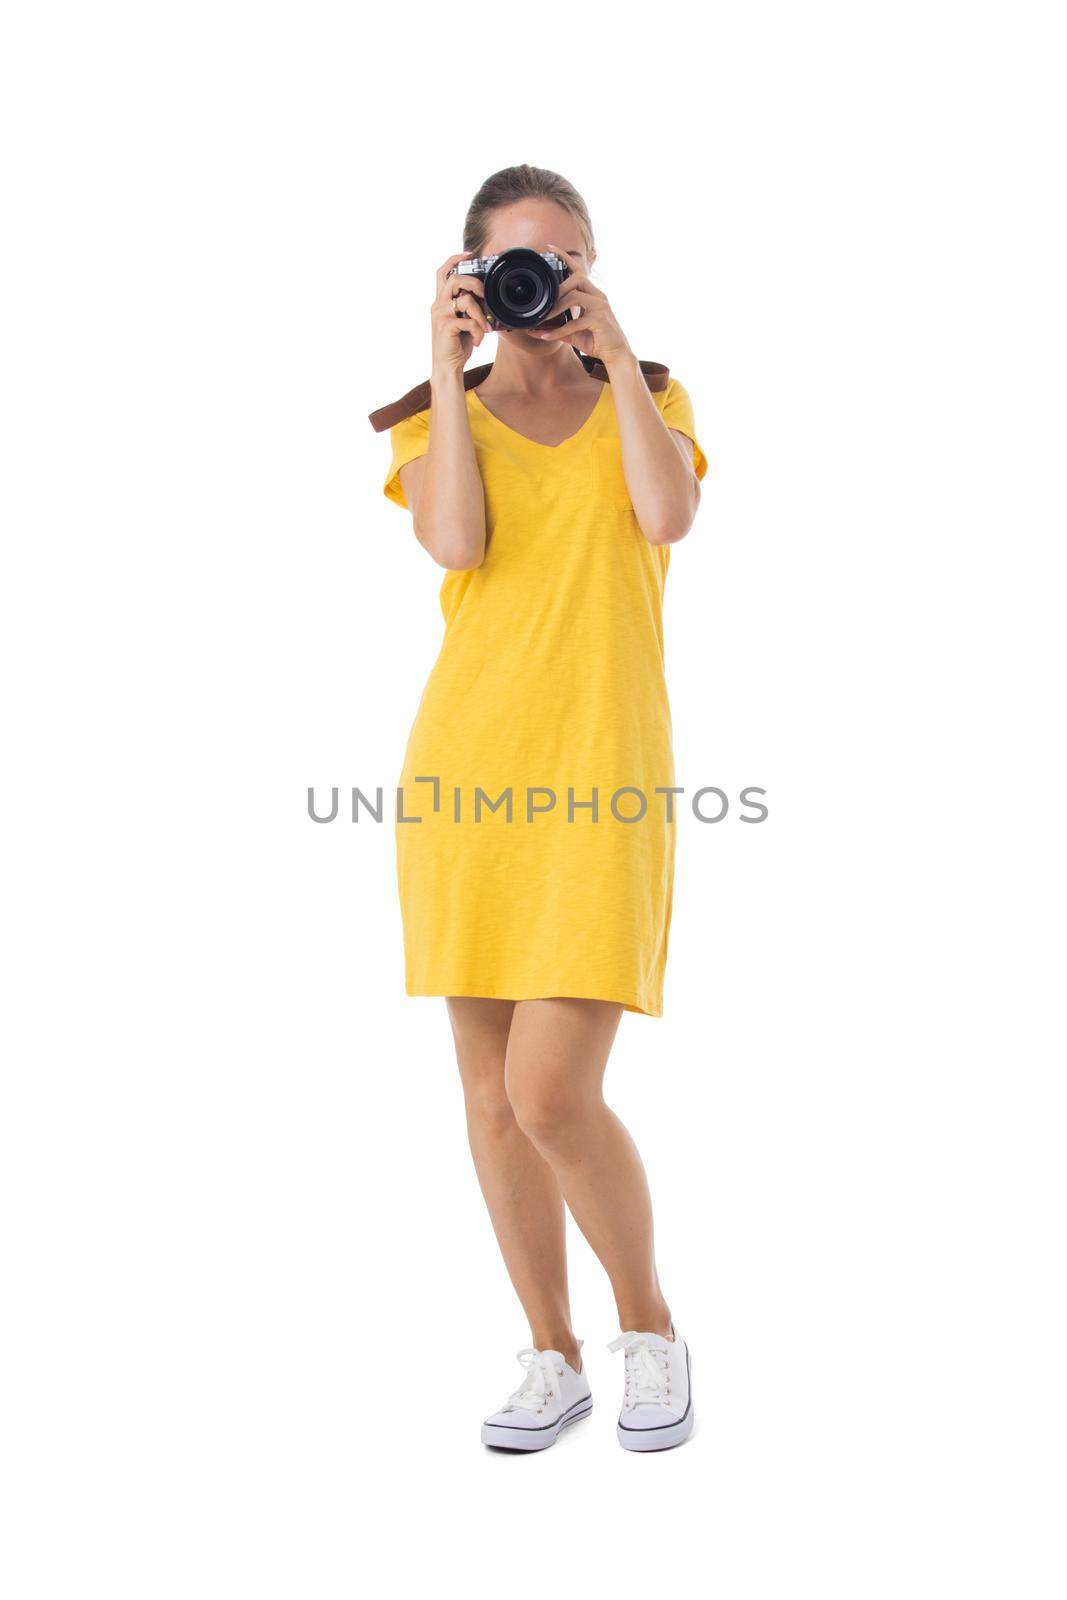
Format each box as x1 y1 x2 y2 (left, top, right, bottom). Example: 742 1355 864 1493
380 166 708 1452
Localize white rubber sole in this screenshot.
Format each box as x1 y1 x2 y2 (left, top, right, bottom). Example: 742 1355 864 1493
481 1396 593 1451
617 1406 694 1451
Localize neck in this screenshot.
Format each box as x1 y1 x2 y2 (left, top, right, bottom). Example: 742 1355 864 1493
481 336 590 397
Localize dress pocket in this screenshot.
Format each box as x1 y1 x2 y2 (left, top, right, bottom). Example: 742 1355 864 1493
592 437 635 511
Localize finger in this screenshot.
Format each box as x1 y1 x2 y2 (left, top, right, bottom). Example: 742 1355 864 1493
451 290 491 334
444 274 486 298
548 288 595 317
445 321 485 349
434 286 489 323
546 245 597 295
531 326 582 345
560 270 603 303
533 312 602 340
436 252 471 285
537 301 600 335
438 301 489 345
534 304 583 334
437 316 488 350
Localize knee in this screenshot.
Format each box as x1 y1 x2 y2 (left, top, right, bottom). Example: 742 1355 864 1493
505 1063 591 1151
460 1070 517 1140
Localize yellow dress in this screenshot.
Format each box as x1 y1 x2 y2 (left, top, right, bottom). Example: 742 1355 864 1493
382 375 708 1016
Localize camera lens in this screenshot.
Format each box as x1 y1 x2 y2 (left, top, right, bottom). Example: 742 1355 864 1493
484 248 559 329
499 269 542 312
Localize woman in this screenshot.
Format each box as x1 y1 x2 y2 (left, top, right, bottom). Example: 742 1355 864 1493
380 166 708 1452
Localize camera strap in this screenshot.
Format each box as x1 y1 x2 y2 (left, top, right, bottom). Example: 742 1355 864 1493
368 345 670 433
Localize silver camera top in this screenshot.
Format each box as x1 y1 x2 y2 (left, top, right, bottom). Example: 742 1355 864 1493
451 252 567 277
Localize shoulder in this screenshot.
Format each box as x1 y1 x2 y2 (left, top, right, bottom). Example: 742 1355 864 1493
656 377 708 479
390 404 432 439
646 375 689 418
390 390 484 440
658 375 696 413
383 405 434 508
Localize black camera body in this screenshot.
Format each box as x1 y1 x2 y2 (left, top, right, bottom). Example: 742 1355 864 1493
451 248 570 332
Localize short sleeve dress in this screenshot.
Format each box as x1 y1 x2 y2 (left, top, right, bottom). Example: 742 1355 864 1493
382 374 708 1016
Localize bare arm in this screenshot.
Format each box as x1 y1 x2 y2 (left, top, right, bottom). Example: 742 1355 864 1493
600 353 701 545
531 245 701 546
401 253 491 570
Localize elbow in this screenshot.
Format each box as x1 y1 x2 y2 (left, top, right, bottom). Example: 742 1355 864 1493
643 512 695 546
642 483 700 546
415 518 486 570
644 522 691 547
435 546 485 571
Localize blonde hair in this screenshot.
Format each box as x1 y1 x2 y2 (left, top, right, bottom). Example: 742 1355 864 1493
463 164 594 256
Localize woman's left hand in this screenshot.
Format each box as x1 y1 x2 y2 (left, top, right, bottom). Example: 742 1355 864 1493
529 246 633 366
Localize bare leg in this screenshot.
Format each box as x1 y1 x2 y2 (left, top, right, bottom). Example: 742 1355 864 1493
504 997 672 1337
446 997 582 1368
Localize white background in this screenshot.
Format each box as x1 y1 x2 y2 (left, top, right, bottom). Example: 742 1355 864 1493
2 2 1064 1595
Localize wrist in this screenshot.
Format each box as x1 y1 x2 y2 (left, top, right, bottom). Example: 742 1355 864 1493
600 343 639 378
430 364 467 394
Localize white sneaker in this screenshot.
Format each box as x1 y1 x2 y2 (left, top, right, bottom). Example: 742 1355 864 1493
481 1344 593 1451
608 1325 694 1451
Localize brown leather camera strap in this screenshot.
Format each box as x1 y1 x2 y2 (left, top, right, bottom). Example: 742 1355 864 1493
368 345 669 433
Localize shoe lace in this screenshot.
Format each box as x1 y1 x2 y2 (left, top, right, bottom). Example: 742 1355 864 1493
608 1332 671 1408
502 1348 565 1414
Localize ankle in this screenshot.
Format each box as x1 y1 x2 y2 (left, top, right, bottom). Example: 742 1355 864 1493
617 1304 673 1340
533 1331 583 1371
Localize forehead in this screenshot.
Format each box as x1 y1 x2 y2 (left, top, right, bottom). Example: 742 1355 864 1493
482 199 588 255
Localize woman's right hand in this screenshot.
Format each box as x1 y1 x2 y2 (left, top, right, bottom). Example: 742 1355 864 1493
432 253 491 376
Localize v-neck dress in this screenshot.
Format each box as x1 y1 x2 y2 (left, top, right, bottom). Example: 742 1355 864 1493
382 374 708 1016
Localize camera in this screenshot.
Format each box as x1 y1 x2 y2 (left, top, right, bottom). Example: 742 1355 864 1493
450 248 570 332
